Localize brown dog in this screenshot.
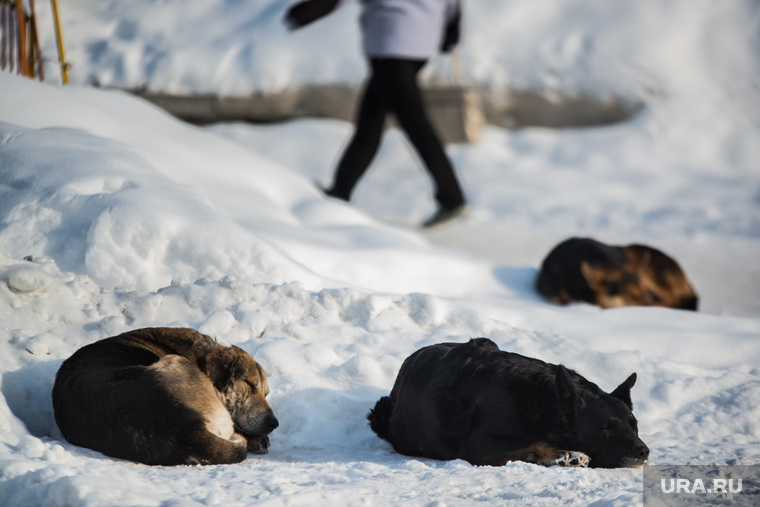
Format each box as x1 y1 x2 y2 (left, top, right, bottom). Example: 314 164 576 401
52 327 278 465
536 237 698 310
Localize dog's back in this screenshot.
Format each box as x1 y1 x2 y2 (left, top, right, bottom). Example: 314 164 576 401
371 339 559 462
370 338 508 461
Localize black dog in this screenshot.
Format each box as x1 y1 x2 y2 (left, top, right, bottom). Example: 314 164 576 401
536 237 698 310
368 339 649 468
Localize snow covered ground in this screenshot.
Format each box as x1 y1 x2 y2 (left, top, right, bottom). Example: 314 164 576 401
2 0 760 505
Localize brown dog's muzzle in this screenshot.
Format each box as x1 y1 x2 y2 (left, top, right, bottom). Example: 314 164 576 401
261 413 279 434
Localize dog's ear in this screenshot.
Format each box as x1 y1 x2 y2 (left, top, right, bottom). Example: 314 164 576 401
611 372 637 409
555 365 579 423
229 350 249 381
207 351 244 391
580 261 605 287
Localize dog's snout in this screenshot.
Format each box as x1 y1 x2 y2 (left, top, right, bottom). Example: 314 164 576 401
637 443 650 461
265 414 279 433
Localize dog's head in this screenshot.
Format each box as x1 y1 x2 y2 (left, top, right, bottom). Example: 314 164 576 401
200 345 279 451
631 249 699 311
555 367 649 468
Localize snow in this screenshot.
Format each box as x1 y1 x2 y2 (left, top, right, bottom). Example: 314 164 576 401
2 0 760 505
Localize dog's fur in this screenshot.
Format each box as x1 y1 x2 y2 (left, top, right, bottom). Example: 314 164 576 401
52 327 278 465
368 339 649 468
536 237 698 310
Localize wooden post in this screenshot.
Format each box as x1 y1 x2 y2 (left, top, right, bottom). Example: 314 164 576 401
1 2 7 71
8 1 15 73
14 0 28 76
50 0 68 83
28 0 43 80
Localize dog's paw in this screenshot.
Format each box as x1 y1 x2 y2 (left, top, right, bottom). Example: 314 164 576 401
247 435 270 454
554 451 590 468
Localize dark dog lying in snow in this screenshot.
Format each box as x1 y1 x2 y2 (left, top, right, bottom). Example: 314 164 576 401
368 338 649 468
53 327 278 465
536 237 698 310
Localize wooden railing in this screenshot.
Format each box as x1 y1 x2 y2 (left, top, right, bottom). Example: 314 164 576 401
1 0 69 83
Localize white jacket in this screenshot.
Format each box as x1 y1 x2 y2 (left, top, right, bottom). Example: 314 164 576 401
359 0 460 59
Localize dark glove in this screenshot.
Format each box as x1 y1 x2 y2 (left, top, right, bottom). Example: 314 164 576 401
440 7 461 53
285 0 340 30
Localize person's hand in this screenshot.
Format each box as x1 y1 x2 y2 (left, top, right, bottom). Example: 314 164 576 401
284 1 309 30
284 0 340 31
440 9 461 53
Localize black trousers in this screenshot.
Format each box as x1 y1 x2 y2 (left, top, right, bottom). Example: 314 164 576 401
327 58 465 209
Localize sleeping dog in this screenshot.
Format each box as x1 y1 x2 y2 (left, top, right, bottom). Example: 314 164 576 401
53 327 278 465
368 339 649 468
536 237 698 310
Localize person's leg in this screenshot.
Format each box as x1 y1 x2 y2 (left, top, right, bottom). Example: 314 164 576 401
325 67 389 201
373 58 466 210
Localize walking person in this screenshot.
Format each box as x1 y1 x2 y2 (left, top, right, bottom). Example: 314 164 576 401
285 0 468 227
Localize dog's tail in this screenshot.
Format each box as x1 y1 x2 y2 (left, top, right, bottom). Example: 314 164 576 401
367 396 395 442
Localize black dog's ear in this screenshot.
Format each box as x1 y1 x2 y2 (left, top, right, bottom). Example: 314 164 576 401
611 372 637 409
555 365 578 423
